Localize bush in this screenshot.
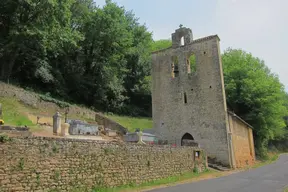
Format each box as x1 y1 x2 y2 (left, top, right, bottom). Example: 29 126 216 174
39 93 69 108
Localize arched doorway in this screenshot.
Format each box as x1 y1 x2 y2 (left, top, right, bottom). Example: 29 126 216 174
181 133 194 146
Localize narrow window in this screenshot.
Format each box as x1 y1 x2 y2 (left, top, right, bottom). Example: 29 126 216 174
184 92 187 104
180 36 185 46
187 53 196 74
172 56 179 78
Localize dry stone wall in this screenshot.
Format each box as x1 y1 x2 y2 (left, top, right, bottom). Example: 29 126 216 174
0 82 96 120
0 137 206 192
94 113 127 134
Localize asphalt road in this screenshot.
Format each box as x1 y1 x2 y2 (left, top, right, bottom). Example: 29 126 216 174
148 154 288 192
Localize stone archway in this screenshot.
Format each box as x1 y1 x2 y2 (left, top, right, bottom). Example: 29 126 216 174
181 133 194 146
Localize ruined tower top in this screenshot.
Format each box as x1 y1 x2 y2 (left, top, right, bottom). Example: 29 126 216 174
171 26 193 48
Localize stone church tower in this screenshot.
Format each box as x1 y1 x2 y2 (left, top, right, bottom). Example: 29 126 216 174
151 27 255 168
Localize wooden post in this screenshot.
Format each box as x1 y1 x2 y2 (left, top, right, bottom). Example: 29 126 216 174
0 103 2 118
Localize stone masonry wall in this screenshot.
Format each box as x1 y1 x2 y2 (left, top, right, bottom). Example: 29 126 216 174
228 113 255 168
151 28 231 167
95 113 127 134
0 137 206 192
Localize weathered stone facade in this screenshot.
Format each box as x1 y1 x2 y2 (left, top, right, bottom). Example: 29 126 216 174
228 112 255 168
151 27 255 168
0 137 206 191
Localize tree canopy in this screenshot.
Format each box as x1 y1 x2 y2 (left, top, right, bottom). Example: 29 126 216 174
222 48 288 156
0 0 153 116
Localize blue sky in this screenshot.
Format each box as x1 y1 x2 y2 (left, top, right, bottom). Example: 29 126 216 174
96 0 288 91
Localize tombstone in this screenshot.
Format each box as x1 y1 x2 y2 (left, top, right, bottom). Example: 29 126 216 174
53 112 62 135
107 130 117 137
61 123 70 136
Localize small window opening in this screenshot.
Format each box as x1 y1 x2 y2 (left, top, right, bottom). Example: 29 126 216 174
209 86 212 88
187 53 196 74
194 150 201 160
171 56 179 78
180 36 185 46
184 92 187 104
204 51 206 55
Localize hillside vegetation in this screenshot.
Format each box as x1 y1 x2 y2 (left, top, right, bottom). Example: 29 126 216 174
0 97 34 127
1 0 288 156
0 88 152 132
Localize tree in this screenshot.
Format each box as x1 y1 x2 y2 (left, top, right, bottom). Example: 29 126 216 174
222 48 287 156
0 0 153 115
150 39 172 52
0 0 83 85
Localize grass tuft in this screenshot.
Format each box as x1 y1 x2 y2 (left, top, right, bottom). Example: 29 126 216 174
0 98 34 127
92 169 214 192
252 152 279 169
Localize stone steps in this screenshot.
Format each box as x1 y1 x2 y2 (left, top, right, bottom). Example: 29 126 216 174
208 163 230 171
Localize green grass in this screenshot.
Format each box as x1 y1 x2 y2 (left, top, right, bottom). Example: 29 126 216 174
106 114 153 132
0 97 34 127
93 169 215 192
284 187 288 192
252 152 280 169
0 97 152 133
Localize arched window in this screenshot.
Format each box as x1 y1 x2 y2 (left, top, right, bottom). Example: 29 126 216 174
180 36 185 46
181 133 194 146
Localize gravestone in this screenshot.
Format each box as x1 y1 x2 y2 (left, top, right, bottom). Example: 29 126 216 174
53 112 61 135
68 119 99 135
61 123 70 136
106 129 117 137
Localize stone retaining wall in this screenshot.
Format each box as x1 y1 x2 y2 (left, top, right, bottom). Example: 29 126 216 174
0 82 96 120
0 137 206 192
0 82 129 133
95 113 127 134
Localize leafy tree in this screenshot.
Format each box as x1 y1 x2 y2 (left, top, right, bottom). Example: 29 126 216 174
150 39 172 52
222 48 287 156
0 0 153 115
0 0 83 85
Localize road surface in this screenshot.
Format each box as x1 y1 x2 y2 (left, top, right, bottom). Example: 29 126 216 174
148 154 288 192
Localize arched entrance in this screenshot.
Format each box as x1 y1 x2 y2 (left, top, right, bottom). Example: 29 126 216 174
181 133 194 146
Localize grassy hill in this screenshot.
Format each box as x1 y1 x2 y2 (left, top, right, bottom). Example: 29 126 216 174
0 83 152 133
106 114 152 132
